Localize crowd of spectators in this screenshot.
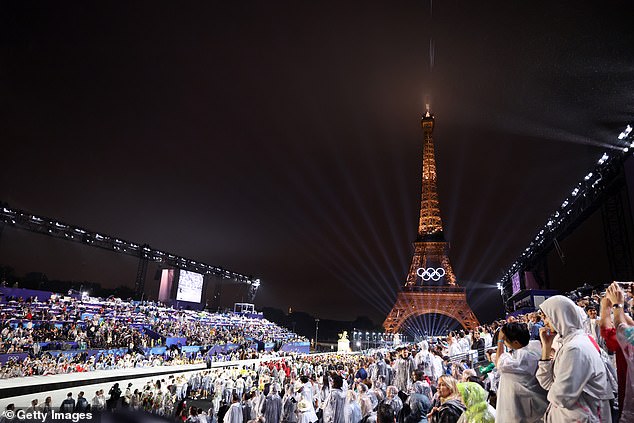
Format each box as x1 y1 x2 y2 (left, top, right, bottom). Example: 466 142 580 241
175 281 629 423
2 282 633 422
154 311 306 348
0 293 307 380
0 295 306 354
0 317 151 354
0 349 204 379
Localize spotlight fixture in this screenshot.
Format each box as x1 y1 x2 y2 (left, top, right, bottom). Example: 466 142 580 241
597 153 609 165
618 125 632 140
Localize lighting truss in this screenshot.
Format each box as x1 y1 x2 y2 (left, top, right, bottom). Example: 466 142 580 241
0 203 261 299
498 124 634 291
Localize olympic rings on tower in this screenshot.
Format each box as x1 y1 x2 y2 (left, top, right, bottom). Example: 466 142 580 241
416 267 445 281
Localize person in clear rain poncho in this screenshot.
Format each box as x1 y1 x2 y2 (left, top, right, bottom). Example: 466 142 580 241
383 386 403 420
405 381 431 423
344 389 362 423
323 374 346 423
495 322 548 423
262 383 283 423
224 393 244 423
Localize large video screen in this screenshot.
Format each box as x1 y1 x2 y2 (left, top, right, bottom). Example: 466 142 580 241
176 270 204 303
511 272 521 295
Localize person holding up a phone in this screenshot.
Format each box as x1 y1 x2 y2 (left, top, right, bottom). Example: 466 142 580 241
536 295 613 422
604 282 634 421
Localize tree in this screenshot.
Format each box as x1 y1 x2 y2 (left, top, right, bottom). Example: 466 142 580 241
0 265 16 285
23 272 48 289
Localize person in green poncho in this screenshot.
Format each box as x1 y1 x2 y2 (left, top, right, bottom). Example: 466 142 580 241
455 382 495 423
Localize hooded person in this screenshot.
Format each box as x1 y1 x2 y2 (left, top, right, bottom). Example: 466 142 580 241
359 396 376 423
382 386 403 419
374 352 389 386
297 381 319 423
224 393 243 423
404 381 431 423
323 374 346 423
241 392 253 422
361 382 379 411
282 383 299 423
262 383 283 423
455 382 494 423
393 348 415 392
536 295 613 422
414 342 433 378
343 389 362 423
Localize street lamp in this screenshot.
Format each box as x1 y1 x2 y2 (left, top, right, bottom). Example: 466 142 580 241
314 318 320 351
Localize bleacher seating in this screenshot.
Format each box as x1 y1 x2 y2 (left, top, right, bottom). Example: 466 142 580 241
0 288 307 379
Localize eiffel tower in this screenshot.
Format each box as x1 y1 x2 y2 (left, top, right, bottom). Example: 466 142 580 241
383 107 479 334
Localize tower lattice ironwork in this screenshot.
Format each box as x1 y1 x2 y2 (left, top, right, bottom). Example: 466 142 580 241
384 109 479 334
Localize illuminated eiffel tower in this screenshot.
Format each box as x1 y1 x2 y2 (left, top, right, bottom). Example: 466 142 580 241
383 107 479 334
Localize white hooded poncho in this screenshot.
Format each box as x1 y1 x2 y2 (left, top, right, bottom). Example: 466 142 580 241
536 295 613 423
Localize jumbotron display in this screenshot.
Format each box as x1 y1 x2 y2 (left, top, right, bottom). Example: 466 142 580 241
176 270 204 303
512 271 521 295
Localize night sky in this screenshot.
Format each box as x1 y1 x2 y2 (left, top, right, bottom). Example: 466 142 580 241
2 1 634 326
